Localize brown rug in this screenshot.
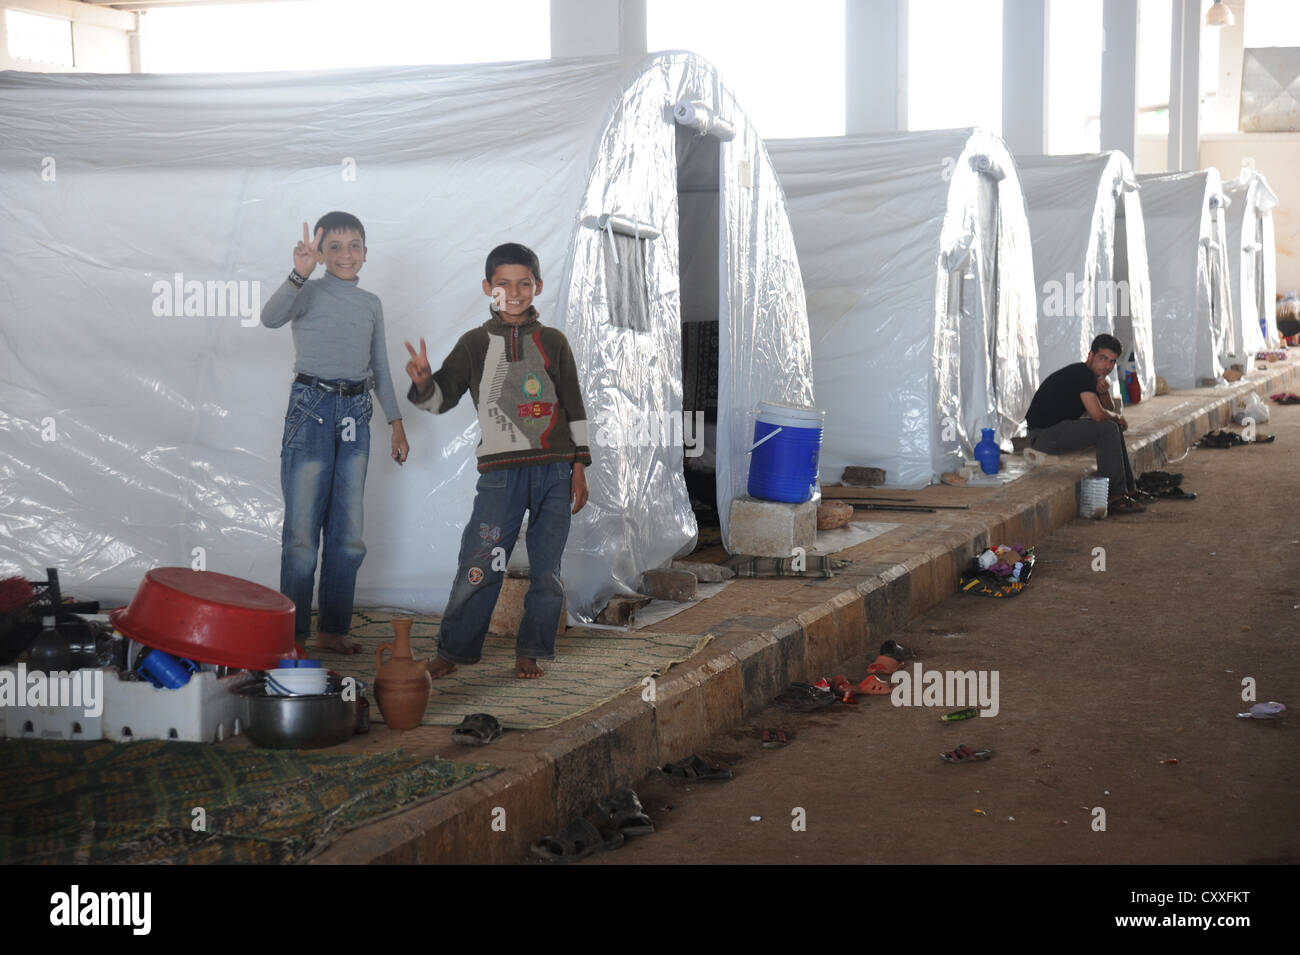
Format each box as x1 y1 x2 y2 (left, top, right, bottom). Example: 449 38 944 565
316 611 712 730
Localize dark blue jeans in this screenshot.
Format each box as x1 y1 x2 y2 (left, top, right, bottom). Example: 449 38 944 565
437 461 572 665
278 380 372 642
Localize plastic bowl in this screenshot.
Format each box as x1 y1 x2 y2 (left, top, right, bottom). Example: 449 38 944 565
111 568 295 671
266 669 329 695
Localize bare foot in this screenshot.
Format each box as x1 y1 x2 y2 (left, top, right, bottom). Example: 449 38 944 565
515 656 544 679
313 632 361 654
427 657 458 680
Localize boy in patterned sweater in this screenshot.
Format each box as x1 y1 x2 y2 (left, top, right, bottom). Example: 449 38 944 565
405 243 590 679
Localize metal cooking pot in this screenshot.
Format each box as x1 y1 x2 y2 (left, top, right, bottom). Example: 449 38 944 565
239 681 358 749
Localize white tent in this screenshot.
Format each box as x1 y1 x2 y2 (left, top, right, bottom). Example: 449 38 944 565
1137 169 1235 388
1223 168 1281 352
768 129 1039 488
0 53 812 619
1017 152 1156 397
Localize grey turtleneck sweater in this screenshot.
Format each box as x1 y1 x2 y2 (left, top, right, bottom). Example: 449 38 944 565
261 271 401 423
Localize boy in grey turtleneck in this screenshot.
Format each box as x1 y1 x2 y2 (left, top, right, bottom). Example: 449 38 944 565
261 212 408 654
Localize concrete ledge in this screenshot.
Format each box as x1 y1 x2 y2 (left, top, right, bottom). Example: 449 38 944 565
314 361 1298 864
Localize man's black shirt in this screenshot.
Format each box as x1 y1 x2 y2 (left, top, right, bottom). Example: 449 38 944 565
1025 362 1099 430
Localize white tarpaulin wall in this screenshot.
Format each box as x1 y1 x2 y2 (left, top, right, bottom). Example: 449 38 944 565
1017 152 1156 397
0 53 812 619
1137 169 1235 388
768 129 1039 488
1223 168 1280 351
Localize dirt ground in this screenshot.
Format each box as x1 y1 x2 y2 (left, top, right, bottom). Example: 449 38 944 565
582 403 1300 866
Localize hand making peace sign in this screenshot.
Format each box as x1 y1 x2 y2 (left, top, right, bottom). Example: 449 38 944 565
293 222 323 278
404 337 434 395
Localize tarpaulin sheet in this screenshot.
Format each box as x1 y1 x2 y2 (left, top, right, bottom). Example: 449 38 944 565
0 53 812 618
1137 169 1235 388
1018 151 1156 397
1223 168 1280 352
768 128 1039 488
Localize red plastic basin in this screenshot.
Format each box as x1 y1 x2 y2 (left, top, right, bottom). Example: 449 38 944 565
110 567 295 670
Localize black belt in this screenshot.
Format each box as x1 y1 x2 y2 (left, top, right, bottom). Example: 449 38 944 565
296 374 367 397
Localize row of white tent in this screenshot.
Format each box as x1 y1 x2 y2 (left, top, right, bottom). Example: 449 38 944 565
0 53 1281 621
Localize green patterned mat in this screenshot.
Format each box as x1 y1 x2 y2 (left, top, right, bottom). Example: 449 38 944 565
0 738 494 864
315 611 712 730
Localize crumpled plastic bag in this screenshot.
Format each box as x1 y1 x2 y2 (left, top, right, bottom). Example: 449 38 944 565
1234 392 1270 425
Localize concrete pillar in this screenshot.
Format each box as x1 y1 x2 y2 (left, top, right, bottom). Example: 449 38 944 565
550 0 647 58
1215 0 1245 133
845 0 908 133
1167 0 1200 171
1100 0 1140 159
1001 0 1049 155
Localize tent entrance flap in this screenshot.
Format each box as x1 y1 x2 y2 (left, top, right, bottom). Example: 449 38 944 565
676 122 721 526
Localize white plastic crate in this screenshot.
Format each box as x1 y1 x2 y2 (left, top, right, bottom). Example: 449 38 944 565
1 664 109 741
102 668 252 743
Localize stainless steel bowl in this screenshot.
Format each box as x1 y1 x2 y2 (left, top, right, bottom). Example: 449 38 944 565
239 681 358 749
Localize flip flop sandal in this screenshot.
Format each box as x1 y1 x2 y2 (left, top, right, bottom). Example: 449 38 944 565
761 729 790 748
1271 393 1300 405
773 681 837 711
1130 489 1157 503
1198 430 1245 449
856 674 895 695
1249 434 1276 444
530 818 624 864
829 674 859 699
1154 485 1196 500
940 744 993 764
865 655 904 675
879 639 917 662
662 754 733 783
1137 470 1183 489
451 712 503 746
591 788 655 836
1107 496 1145 515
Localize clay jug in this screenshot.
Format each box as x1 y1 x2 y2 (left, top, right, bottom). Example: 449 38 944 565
373 618 431 730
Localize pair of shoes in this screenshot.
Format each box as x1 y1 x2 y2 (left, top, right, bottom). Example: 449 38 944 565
530 787 655 863
941 744 992 764
1137 470 1183 491
1196 429 1272 448
857 639 917 691
761 728 790 748
661 754 733 783
1269 392 1300 404
530 818 624 863
773 681 837 711
451 713 502 746
1107 496 1146 515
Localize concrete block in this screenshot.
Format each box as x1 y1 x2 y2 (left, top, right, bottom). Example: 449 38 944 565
488 575 566 638
595 594 652 626
727 495 817 557
638 568 697 602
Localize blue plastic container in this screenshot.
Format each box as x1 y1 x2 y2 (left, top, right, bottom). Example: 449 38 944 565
747 401 825 503
974 428 1001 475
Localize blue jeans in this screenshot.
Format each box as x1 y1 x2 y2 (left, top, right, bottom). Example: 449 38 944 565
278 380 373 642
437 461 573 665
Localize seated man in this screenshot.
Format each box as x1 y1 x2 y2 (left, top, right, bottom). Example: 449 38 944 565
1024 333 1143 514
